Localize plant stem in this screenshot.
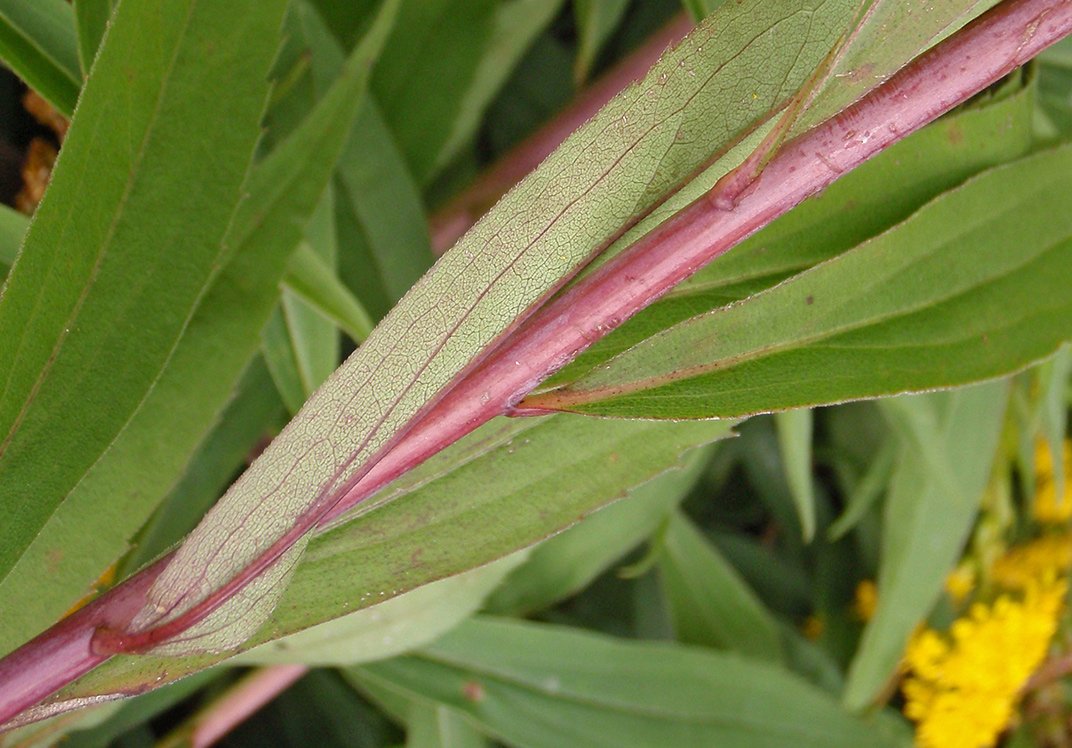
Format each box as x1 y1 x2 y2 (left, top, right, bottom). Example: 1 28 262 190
1 0 1070 731
427 13 694 255
158 664 309 748
324 0 1072 521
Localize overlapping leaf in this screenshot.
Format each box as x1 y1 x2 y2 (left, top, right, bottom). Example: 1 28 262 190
530 146 1072 419
348 617 910 748
138 0 869 656
34 414 728 711
0 0 396 658
0 0 289 656
0 0 79 114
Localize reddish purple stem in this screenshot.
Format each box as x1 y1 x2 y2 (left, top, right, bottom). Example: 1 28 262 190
324 0 1072 521
1 0 1070 732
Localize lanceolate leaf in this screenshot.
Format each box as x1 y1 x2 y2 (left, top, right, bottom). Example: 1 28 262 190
285 242 375 344
0 0 289 654
658 510 784 662
72 0 115 76
843 381 1008 709
347 617 909 748
529 146 1072 419
540 62 1034 389
0 0 398 659
0 0 80 115
35 414 728 714
335 100 435 317
131 0 868 657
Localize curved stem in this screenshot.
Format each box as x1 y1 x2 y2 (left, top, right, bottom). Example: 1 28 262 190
1 0 1070 732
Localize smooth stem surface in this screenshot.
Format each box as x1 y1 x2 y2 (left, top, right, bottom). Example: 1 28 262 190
159 664 309 748
2 0 1070 731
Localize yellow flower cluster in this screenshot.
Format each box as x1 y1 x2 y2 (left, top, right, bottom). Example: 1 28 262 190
903 574 1066 748
991 532 1072 591
1033 440 1072 524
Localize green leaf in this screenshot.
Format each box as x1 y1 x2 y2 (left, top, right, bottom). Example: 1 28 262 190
71 0 115 76
282 189 342 397
262 306 312 415
117 358 286 578
433 0 564 178
236 553 526 667
371 0 497 183
406 702 488 748
285 242 375 343
537 146 1072 419
842 380 1008 709
484 446 710 615
141 0 867 656
263 188 343 414
0 203 27 270
1037 346 1071 505
543 72 1034 389
658 510 784 662
573 0 630 85
0 0 289 656
44 414 729 707
775 409 817 542
348 617 909 748
0 0 395 658
0 0 80 115
827 440 896 541
335 99 435 317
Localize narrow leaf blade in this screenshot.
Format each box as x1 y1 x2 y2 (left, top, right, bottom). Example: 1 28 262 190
537 147 1072 419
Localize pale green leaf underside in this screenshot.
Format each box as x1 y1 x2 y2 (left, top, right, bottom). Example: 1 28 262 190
144 0 867 653
40 414 728 709
0 0 394 658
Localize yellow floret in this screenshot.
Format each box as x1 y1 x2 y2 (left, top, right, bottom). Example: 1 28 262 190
1033 440 1072 524
902 575 1066 748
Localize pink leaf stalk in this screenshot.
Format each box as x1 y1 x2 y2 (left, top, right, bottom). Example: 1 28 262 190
1 0 1070 731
